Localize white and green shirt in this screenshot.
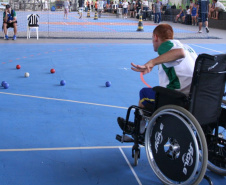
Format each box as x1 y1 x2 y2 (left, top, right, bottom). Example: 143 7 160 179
158 40 197 95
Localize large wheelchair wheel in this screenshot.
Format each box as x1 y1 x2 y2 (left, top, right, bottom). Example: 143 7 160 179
145 105 208 185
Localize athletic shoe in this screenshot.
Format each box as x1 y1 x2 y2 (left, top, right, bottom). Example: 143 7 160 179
206 27 209 33
5 35 9 40
12 35 16 40
198 30 202 33
117 117 135 134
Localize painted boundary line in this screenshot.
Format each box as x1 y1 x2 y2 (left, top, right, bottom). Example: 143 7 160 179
0 92 128 110
119 147 142 185
190 44 224 54
0 146 134 152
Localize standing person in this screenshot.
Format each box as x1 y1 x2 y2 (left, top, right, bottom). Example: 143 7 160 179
98 0 104 17
197 0 210 33
95 0 99 11
213 0 226 20
117 24 197 133
78 0 84 19
69 0 72 12
122 0 128 19
44 0 48 10
91 0 94 11
153 0 162 23
189 0 194 11
191 3 197 25
135 0 141 18
64 0 70 19
3 4 17 40
142 0 149 20
130 0 136 18
87 0 90 10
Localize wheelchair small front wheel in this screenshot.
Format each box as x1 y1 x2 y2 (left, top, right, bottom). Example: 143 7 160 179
145 105 208 185
134 150 139 166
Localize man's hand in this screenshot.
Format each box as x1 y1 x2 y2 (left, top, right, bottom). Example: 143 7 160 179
131 61 154 75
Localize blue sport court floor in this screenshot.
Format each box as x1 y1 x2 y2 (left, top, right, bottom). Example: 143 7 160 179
0 41 226 185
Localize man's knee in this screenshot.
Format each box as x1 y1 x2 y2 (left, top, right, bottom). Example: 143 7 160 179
13 23 17 28
3 23 7 28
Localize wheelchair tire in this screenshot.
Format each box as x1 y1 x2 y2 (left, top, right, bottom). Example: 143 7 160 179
145 105 208 185
207 125 226 176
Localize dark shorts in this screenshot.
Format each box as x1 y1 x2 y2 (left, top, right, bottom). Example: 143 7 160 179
140 87 156 107
3 21 17 28
198 13 208 22
123 8 128 14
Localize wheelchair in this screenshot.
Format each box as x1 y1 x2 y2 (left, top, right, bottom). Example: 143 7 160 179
116 54 226 185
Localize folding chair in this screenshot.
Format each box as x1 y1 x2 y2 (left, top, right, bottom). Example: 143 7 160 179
27 14 39 40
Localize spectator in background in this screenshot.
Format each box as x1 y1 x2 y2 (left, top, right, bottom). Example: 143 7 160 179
153 0 162 23
142 0 149 20
197 0 210 33
175 6 184 23
87 0 90 10
64 0 70 19
189 0 194 10
136 0 141 18
95 0 99 11
98 0 104 17
44 0 48 10
69 1 72 12
213 0 226 19
130 1 136 18
3 4 17 40
78 0 84 19
91 0 94 11
122 0 129 19
185 5 191 24
210 1 216 18
191 3 197 25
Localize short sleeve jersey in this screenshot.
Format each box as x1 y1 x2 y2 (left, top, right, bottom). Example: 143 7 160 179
157 40 197 95
78 0 84 7
198 0 210 13
154 2 161 13
3 10 16 22
64 1 70 8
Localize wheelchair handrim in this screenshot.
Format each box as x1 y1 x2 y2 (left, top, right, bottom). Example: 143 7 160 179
145 107 207 185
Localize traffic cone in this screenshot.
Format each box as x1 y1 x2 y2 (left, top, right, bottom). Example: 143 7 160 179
94 11 98 20
137 15 144 31
87 9 90 18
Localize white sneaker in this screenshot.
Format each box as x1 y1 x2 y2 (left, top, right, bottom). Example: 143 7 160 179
198 30 202 33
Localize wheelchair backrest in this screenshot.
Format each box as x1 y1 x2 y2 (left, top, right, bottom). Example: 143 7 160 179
189 54 226 125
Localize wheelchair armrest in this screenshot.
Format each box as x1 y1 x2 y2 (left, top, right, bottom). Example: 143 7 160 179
153 86 189 109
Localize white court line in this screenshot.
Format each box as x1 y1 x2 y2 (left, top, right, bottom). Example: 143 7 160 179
190 44 224 53
119 147 142 185
0 92 127 110
0 146 133 152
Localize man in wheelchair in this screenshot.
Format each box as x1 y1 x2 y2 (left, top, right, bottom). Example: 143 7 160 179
116 24 226 184
117 24 198 135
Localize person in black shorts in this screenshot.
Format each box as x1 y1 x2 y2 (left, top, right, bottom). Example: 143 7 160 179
197 0 210 33
3 4 17 40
